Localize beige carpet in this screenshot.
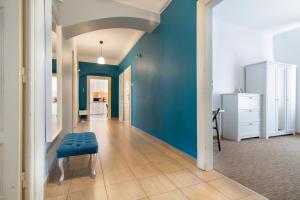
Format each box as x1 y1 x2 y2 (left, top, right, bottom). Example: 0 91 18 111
214 135 300 200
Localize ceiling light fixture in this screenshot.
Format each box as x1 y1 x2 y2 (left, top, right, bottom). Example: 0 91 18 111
97 40 106 65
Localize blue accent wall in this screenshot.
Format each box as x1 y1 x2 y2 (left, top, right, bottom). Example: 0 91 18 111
118 0 197 157
78 62 119 118
52 59 57 74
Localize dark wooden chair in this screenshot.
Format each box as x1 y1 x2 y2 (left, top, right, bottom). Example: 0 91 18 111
213 108 221 151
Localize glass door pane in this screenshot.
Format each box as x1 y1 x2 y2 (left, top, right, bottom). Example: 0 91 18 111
276 66 286 132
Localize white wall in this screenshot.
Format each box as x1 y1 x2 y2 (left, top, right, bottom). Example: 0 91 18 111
212 18 274 109
274 27 300 132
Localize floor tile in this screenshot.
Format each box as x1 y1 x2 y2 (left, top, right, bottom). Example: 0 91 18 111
124 154 151 165
181 183 229 200
84 187 108 200
72 166 101 178
153 160 184 173
149 190 188 200
208 178 253 200
45 120 266 199
166 170 203 188
101 157 128 171
68 187 108 200
139 175 177 196
106 180 146 200
45 195 68 200
130 163 162 179
103 167 135 185
69 175 105 193
67 192 83 200
145 153 173 163
44 181 71 198
173 158 198 169
191 169 223 182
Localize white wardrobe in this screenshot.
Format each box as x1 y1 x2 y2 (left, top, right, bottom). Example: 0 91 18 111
245 61 297 138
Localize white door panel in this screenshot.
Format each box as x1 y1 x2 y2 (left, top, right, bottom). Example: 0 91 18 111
286 67 296 133
123 67 131 124
119 73 124 121
275 66 286 133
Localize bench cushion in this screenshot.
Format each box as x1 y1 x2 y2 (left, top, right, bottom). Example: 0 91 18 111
57 132 98 158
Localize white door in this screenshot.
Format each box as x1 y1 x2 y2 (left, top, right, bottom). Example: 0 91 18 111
123 67 131 124
119 73 124 121
0 1 22 199
286 67 296 133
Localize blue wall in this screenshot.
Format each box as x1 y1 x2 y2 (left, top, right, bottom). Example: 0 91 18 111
52 59 57 74
119 0 197 157
79 62 119 118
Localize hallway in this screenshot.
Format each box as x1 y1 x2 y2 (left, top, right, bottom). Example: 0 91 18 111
45 120 265 200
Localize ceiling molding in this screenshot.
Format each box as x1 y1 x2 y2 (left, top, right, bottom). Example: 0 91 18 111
270 22 300 36
117 31 144 65
159 0 172 14
60 0 160 38
63 17 158 39
112 0 172 14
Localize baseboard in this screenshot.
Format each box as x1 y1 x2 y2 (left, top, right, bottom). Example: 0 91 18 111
131 126 197 164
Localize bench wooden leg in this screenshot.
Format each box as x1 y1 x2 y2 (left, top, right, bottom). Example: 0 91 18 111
58 158 64 184
91 154 97 177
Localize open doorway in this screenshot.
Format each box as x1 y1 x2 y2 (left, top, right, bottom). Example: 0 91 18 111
203 0 300 199
87 76 112 120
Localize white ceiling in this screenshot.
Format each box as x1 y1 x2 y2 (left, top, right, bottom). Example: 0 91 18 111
76 28 144 65
111 0 172 14
213 0 300 33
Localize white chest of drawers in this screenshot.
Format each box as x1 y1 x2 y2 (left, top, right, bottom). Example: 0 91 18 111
222 94 262 141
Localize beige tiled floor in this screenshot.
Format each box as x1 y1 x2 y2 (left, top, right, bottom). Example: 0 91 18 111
45 119 266 200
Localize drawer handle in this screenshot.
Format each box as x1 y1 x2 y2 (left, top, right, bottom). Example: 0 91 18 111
249 97 253 99
249 109 252 112
249 123 253 125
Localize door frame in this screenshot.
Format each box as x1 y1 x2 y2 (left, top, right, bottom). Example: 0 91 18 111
86 75 112 119
24 0 51 199
72 50 79 129
119 66 132 125
196 0 223 170
119 73 124 122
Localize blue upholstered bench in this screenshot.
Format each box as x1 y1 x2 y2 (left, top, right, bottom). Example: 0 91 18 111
57 132 98 183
